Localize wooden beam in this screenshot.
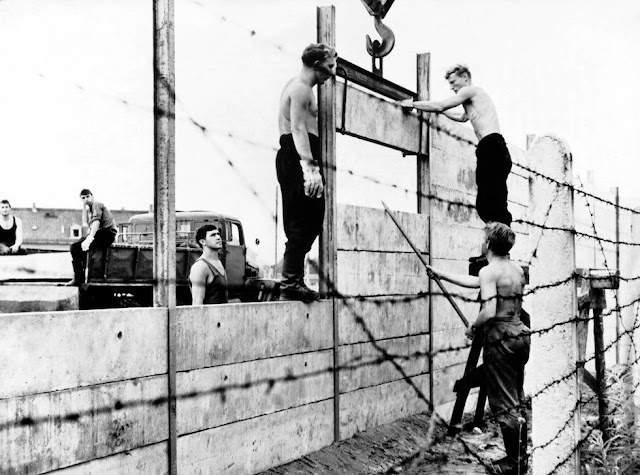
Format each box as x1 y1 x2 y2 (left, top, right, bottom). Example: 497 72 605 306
336 58 415 101
416 52 433 411
152 0 176 472
317 5 339 443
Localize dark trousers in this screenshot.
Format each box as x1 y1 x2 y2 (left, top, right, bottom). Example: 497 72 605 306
475 133 512 226
484 321 530 462
275 134 325 288
70 228 116 282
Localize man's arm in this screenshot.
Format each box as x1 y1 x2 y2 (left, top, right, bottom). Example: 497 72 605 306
441 109 468 123
10 217 23 251
397 87 474 113
426 264 479 288
81 220 100 251
290 85 323 198
189 262 208 305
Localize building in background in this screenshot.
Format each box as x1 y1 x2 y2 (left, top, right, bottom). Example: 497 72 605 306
12 204 147 251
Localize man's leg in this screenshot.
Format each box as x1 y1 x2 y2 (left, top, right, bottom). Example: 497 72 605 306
67 238 87 285
484 335 529 473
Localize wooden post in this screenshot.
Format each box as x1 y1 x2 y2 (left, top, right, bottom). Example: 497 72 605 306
153 0 176 473
615 187 620 364
528 136 580 475
591 288 612 440
416 52 433 407
317 5 339 442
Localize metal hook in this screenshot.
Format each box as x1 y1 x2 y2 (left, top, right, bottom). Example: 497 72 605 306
365 15 395 59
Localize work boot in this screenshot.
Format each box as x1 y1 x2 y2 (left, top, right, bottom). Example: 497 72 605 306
280 283 320 303
490 424 528 474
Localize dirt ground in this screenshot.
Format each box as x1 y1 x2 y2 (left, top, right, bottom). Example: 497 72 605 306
259 412 530 475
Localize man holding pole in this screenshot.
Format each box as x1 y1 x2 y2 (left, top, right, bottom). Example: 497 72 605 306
427 222 530 474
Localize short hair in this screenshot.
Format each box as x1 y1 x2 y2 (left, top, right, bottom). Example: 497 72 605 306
445 64 471 80
301 43 337 67
485 222 515 256
195 224 218 248
79 189 92 196
0 200 10 207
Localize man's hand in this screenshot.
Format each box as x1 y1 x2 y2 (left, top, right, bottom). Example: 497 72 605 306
81 236 94 252
396 98 414 109
465 325 476 340
301 160 324 198
9 244 19 253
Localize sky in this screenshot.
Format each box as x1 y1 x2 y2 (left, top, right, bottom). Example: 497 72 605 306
1 0 639 264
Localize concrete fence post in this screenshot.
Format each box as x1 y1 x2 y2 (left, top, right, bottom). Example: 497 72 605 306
619 208 640 441
527 135 580 475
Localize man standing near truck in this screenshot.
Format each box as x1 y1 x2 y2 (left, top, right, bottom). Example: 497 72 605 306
276 43 337 302
66 189 117 286
189 224 228 305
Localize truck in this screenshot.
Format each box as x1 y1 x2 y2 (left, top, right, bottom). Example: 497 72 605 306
82 211 276 308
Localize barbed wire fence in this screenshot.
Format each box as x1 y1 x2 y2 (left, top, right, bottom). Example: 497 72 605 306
5 10 640 475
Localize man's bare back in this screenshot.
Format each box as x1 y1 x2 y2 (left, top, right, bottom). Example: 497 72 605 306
278 78 319 137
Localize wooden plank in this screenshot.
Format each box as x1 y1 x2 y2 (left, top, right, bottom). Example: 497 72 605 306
317 5 337 301
317 10 339 440
337 251 430 296
0 375 168 474
337 297 430 344
177 399 334 475
0 308 167 398
339 335 430 393
177 351 333 435
336 82 424 154
337 204 429 253
336 57 415 101
175 301 333 371
416 52 431 214
53 442 168 475
339 375 430 439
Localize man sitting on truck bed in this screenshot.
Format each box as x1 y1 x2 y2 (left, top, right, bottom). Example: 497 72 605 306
189 224 229 305
66 189 117 286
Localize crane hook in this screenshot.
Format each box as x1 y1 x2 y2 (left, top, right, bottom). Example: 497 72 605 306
365 15 395 59
365 15 395 76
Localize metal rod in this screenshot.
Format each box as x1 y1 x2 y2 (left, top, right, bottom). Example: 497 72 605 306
382 201 469 327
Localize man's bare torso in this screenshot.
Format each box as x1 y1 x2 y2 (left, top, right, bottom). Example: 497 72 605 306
278 78 319 137
461 86 500 141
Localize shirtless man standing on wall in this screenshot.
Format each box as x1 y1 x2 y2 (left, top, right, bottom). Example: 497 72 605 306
397 64 512 227
275 43 337 302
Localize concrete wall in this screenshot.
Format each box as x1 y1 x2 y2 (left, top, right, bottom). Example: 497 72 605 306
1 303 335 474
336 204 431 438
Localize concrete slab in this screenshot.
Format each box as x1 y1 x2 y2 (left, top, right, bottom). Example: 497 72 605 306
0 285 79 312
